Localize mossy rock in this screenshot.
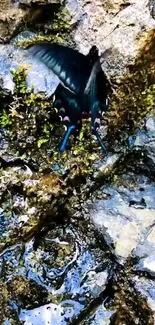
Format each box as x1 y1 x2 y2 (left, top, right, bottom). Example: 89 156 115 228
106 27 155 147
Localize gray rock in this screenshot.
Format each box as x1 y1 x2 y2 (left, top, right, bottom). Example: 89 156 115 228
0 0 28 43
145 117 155 133
149 0 155 19
132 116 155 175
66 0 155 76
135 225 155 276
0 43 60 96
134 276 155 314
89 174 155 262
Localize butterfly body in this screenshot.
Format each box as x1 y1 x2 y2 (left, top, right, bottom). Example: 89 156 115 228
28 43 110 152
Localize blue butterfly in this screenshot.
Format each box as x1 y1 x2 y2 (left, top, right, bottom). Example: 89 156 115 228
28 43 110 153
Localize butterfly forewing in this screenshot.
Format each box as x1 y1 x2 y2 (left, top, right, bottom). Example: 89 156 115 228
28 43 91 94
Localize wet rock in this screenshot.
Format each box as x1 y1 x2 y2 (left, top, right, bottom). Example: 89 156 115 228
89 173 155 261
82 270 108 297
135 224 155 276
94 153 122 178
0 225 114 324
20 302 73 325
134 276 155 316
0 165 68 252
8 276 49 308
145 116 155 133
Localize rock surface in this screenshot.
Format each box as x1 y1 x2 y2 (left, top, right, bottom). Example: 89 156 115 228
0 0 29 43
0 0 155 324
0 0 154 93
89 115 155 266
0 0 61 43
89 174 155 260
67 0 155 76
0 41 59 95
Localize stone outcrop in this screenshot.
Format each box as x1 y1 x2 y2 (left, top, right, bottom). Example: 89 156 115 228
0 0 28 42
0 0 61 43
67 0 155 76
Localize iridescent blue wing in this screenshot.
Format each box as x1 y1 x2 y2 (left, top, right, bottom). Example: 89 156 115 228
28 43 92 95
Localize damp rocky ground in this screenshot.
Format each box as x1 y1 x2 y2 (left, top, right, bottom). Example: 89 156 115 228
0 0 155 324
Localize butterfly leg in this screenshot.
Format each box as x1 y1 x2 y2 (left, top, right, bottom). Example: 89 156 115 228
91 101 107 153
60 97 82 152
54 84 82 152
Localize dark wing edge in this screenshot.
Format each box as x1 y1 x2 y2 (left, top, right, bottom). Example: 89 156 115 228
84 53 111 153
